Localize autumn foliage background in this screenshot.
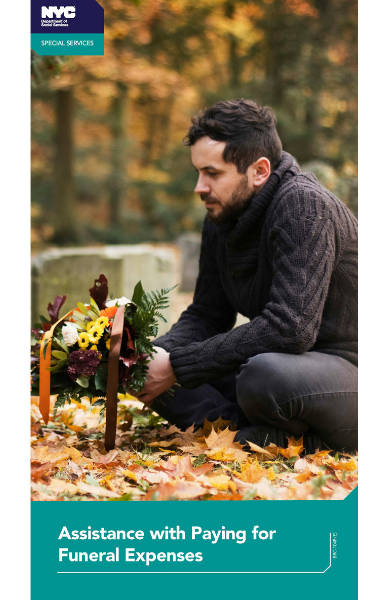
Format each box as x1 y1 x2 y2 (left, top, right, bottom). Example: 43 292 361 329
31 0 357 250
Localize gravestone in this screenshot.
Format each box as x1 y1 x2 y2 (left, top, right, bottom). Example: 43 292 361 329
31 245 180 336
176 232 201 292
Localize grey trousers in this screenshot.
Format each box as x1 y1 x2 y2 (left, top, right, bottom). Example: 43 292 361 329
152 351 358 452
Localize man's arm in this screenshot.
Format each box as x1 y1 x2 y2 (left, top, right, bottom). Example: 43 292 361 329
153 219 237 352
167 212 339 389
136 219 237 404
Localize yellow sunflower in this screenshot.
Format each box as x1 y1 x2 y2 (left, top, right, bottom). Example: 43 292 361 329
106 338 111 350
88 325 104 343
78 332 90 350
86 320 96 332
96 316 109 328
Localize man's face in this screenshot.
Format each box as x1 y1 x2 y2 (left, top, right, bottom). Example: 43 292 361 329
191 137 256 225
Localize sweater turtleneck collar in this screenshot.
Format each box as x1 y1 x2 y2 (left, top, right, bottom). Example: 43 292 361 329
220 151 299 246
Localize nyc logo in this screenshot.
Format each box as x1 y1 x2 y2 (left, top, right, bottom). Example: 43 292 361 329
41 6 76 18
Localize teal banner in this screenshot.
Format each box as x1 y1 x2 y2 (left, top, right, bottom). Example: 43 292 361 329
31 33 104 56
31 489 357 598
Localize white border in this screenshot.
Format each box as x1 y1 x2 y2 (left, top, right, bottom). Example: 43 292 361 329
1 1 386 597
0 3 31 600
358 0 388 597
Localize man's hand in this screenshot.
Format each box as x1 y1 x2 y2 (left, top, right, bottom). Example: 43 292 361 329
135 347 177 406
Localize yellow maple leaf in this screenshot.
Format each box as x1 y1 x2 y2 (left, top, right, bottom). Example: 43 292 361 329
238 461 266 483
205 427 249 461
207 448 236 461
99 473 117 491
247 442 276 461
207 474 231 491
228 480 237 493
66 424 84 433
205 427 237 449
66 446 82 462
123 470 138 481
266 467 276 481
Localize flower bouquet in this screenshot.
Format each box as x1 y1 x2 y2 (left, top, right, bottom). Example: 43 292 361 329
31 275 174 449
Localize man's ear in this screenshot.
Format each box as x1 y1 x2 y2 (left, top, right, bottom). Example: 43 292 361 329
252 157 271 189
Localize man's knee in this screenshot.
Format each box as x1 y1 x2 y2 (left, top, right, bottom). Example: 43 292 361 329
236 353 290 422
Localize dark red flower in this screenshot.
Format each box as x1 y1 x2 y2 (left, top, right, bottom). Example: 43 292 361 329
67 350 101 382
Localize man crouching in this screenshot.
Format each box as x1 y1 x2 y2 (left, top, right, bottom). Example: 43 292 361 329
133 99 358 453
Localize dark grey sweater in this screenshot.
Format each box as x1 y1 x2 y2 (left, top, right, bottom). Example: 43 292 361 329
154 152 358 389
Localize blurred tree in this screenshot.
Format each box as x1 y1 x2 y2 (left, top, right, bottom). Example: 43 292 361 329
53 88 78 243
31 0 357 250
108 81 129 225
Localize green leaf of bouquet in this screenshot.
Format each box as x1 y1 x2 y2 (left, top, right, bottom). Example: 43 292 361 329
87 310 97 321
52 350 68 360
131 281 145 306
95 363 108 391
55 339 69 354
72 315 87 330
75 312 87 321
76 375 89 388
91 398 105 406
55 359 69 369
76 302 89 315
89 298 100 316
42 339 50 359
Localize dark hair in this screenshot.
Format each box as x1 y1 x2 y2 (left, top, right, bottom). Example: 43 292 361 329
184 99 282 173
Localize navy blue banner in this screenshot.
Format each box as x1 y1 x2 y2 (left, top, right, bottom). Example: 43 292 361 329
31 0 104 34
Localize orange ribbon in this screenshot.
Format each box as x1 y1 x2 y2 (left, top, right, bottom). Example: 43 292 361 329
39 310 74 424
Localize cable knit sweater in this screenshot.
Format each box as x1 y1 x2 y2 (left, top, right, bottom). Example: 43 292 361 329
154 152 358 389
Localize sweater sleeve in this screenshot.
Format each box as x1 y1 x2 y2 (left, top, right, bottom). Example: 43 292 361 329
169 212 338 388
153 219 237 353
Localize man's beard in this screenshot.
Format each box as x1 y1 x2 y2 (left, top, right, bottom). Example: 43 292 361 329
201 175 255 225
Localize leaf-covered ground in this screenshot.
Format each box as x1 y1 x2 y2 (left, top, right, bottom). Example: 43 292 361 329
31 396 358 501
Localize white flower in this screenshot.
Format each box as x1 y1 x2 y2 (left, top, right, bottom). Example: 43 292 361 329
62 322 79 346
105 296 131 307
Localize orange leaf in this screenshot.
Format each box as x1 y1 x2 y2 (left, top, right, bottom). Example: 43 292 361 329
295 469 312 483
31 461 53 481
209 492 244 501
311 450 332 458
333 458 358 472
278 436 304 458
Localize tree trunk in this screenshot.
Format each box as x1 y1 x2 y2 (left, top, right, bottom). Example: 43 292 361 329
225 0 240 88
53 88 77 244
108 81 128 226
